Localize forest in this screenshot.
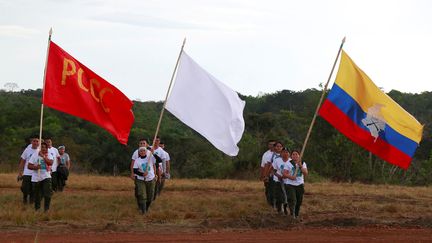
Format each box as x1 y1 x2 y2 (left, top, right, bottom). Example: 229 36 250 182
1 88 431 185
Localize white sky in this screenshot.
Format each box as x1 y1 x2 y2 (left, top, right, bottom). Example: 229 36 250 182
0 0 431 101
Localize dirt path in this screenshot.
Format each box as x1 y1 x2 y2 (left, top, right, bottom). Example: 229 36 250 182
2 228 432 242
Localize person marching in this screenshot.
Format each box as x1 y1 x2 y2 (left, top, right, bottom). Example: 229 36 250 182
133 147 157 214
57 145 71 191
264 141 283 210
283 149 308 219
17 136 39 204
130 138 150 180
151 136 166 200
27 142 54 212
260 140 275 206
158 141 171 195
273 147 291 215
45 137 60 192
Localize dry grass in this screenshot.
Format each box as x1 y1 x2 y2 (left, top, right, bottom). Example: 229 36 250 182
0 173 431 232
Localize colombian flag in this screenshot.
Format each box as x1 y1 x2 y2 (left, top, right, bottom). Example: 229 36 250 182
319 51 423 169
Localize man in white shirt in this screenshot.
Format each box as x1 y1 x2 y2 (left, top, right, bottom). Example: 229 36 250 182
28 142 54 211
267 141 283 209
17 136 39 204
158 141 171 195
151 136 166 200
260 140 275 206
45 137 60 192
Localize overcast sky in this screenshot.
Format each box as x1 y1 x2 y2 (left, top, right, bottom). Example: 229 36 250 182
1 0 431 101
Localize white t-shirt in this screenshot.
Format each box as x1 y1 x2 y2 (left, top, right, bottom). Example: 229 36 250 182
21 147 38 176
271 153 281 181
152 146 167 172
260 150 273 168
59 153 70 166
284 161 307 186
131 146 152 161
152 147 167 162
29 152 54 182
48 147 60 172
133 153 155 181
273 157 291 183
161 150 170 173
131 149 139 161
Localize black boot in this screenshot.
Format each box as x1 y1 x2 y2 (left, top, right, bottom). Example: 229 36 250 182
145 201 151 212
138 203 146 214
44 197 51 212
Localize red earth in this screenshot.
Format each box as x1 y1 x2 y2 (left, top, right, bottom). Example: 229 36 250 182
2 228 432 242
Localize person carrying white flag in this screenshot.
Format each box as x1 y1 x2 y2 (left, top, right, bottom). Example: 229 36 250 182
166 51 245 156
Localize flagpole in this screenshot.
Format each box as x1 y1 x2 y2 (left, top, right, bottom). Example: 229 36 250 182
146 38 186 172
151 38 186 147
39 28 53 145
38 28 53 175
299 37 346 160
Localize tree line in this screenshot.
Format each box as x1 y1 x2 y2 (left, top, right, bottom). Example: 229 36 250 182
1 88 431 185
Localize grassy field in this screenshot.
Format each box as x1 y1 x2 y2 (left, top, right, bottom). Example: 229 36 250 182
0 173 431 233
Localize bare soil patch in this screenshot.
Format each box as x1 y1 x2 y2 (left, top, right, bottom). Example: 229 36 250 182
2 228 432 242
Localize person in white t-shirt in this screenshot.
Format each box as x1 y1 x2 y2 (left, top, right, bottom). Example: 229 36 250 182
151 136 166 200
273 147 291 215
28 142 54 212
265 141 283 209
260 140 275 206
45 138 60 192
133 147 157 214
57 145 71 191
158 141 170 195
283 149 308 219
17 136 39 204
130 138 150 180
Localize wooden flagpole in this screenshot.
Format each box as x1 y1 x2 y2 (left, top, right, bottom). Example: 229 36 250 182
38 28 53 147
299 37 346 160
37 28 53 175
151 38 186 147
145 38 186 171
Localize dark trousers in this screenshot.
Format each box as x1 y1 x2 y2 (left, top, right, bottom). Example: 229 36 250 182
274 181 287 212
159 177 165 195
286 184 304 217
153 180 159 201
33 178 53 211
57 166 69 191
20 175 33 204
264 181 271 206
51 172 58 192
57 173 67 192
135 179 155 209
266 177 275 207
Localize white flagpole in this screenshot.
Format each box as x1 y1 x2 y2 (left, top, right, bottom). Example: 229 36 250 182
146 38 186 171
38 28 53 175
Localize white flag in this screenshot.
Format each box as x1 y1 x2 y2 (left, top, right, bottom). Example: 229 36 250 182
166 51 245 156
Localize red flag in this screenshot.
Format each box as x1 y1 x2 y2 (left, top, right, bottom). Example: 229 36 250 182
43 41 134 144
